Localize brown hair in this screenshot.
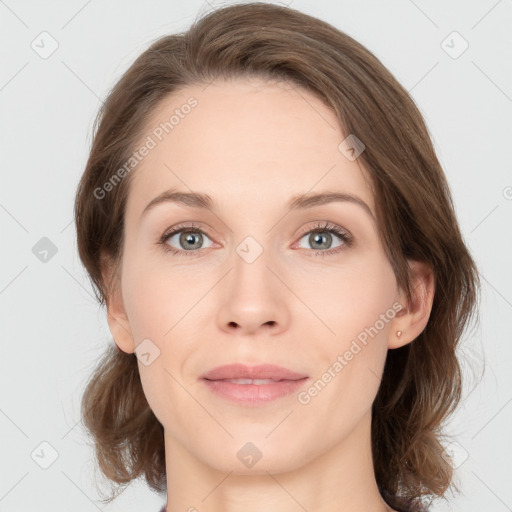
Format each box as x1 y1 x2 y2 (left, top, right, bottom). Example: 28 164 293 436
74 2 480 510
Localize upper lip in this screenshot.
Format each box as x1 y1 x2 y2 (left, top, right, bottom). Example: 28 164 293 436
201 364 308 381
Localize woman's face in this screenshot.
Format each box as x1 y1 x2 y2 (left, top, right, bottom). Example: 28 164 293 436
113 77 404 474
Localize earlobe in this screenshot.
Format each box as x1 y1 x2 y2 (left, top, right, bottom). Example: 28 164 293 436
106 302 136 354
101 255 136 354
388 260 435 349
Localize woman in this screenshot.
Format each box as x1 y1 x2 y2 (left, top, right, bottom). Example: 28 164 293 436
74 3 480 511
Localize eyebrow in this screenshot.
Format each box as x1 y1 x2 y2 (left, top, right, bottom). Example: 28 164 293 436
141 188 374 220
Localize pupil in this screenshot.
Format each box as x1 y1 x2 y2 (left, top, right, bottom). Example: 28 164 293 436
181 231 201 250
312 232 330 249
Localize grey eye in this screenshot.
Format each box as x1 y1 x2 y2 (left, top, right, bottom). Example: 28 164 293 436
297 231 344 250
166 230 214 251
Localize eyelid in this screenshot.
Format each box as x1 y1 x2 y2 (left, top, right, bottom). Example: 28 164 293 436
159 221 214 242
295 221 350 239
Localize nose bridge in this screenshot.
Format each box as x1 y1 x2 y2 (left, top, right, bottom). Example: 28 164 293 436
231 232 276 295
215 229 289 333
235 233 267 266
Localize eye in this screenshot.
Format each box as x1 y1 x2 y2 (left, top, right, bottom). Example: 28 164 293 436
158 221 353 258
295 221 353 257
158 223 215 257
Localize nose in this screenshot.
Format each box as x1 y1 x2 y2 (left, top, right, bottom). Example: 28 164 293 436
216 244 290 336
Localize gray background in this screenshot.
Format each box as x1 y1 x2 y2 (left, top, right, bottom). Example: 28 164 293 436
1 0 511 511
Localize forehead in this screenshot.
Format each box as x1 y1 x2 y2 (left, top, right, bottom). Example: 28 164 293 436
125 77 375 221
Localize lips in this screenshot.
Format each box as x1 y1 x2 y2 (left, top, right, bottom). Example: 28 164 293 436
201 363 308 382
201 364 309 406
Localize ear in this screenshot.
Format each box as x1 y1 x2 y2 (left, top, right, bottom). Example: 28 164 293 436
101 253 136 354
388 260 435 349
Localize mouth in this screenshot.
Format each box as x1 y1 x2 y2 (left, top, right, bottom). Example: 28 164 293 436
200 363 308 381
207 378 291 385
200 364 309 406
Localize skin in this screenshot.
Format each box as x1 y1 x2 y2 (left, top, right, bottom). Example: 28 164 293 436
105 77 435 512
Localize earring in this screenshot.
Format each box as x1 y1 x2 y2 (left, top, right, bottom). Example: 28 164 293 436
396 330 402 337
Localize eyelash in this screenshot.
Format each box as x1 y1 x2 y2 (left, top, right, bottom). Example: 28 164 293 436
157 221 353 258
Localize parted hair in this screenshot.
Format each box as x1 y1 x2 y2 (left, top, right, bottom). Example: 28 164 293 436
74 2 480 510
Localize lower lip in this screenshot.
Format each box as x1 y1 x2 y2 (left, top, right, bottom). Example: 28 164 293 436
202 378 309 405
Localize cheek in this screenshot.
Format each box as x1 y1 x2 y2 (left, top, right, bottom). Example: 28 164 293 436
297 261 396 433
121 246 188 342
121 255 197 424
293 253 398 344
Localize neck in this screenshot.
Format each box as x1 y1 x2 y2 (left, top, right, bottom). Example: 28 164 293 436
163 409 394 512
